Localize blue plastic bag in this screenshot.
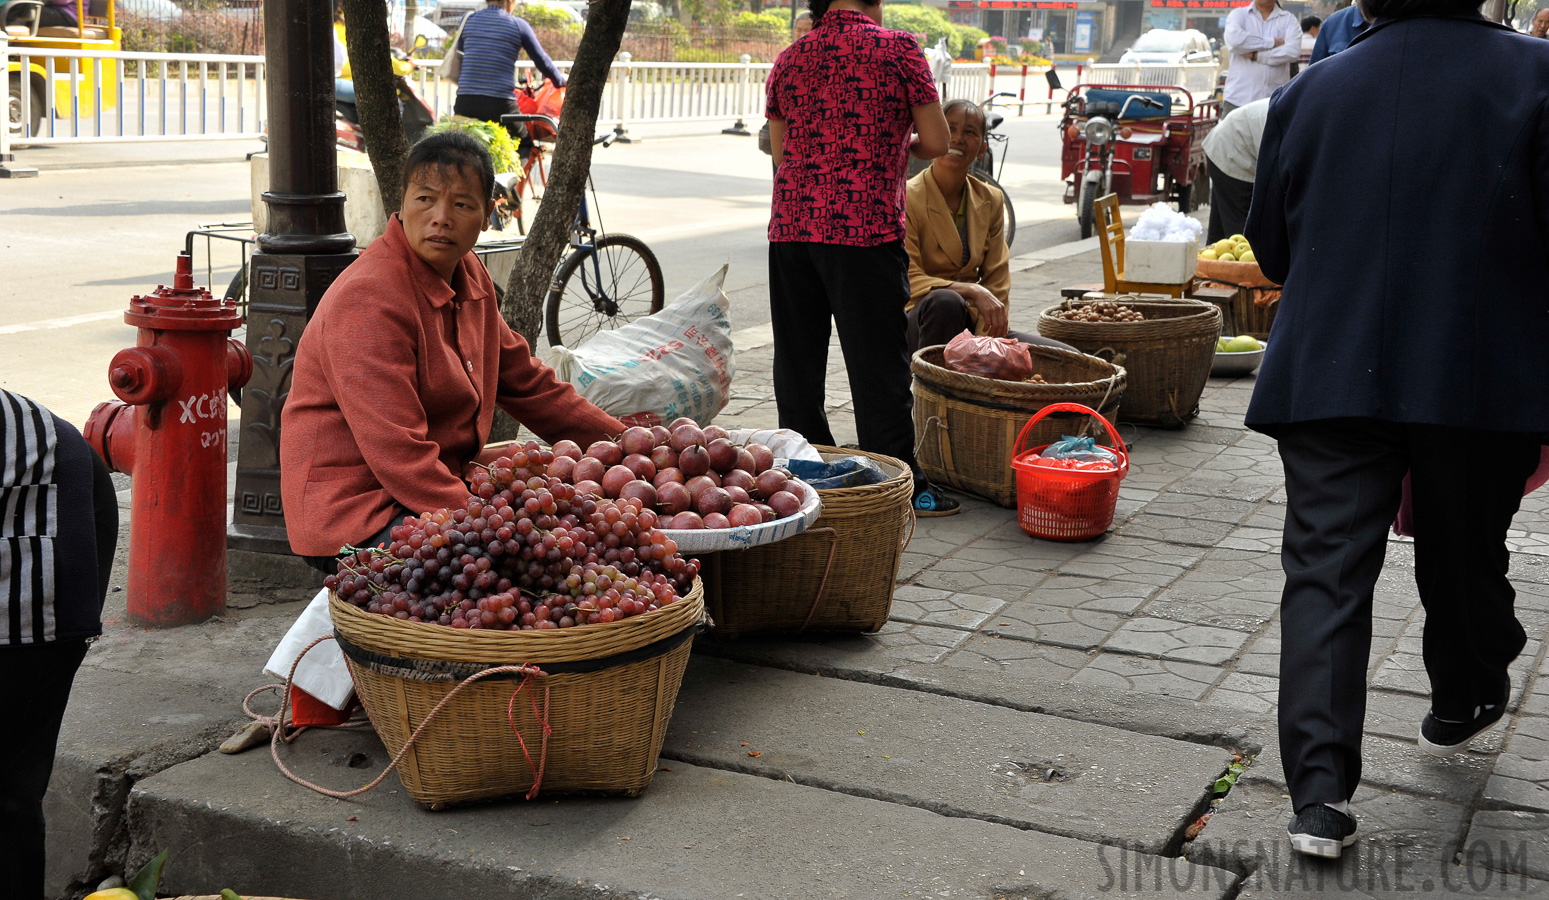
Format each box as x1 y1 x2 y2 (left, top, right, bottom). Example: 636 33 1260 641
1042 434 1119 465
783 456 888 491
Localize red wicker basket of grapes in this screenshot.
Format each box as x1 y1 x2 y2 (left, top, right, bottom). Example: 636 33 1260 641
324 442 707 809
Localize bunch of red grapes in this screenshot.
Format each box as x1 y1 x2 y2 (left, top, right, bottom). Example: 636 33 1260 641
326 441 700 630
551 417 810 531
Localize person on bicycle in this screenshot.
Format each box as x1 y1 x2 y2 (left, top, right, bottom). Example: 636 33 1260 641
765 0 960 517
452 0 568 124
280 131 623 570
903 98 1074 355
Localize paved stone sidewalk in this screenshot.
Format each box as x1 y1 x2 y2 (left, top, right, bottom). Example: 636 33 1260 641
706 244 1549 891
46 243 1549 899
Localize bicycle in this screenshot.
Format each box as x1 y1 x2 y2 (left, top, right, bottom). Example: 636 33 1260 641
500 113 665 349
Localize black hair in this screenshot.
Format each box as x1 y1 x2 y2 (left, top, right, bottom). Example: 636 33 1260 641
403 130 496 202
807 0 878 23
1301 14 1322 30
942 97 987 132
1357 0 1482 19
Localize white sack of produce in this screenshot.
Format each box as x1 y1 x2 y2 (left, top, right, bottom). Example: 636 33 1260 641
546 265 735 426
1126 201 1203 243
264 588 356 710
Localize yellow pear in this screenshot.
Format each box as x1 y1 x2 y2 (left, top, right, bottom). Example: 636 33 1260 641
1199 249 1218 260
1218 252 1236 262
1229 233 1246 242
1240 250 1256 263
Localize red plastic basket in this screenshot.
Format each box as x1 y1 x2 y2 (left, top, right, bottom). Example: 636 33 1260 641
1010 403 1129 542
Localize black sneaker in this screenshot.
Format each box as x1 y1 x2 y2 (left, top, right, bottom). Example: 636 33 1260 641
912 482 961 517
1419 700 1508 757
1287 805 1359 859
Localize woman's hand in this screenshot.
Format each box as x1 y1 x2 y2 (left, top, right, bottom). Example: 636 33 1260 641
952 282 1008 337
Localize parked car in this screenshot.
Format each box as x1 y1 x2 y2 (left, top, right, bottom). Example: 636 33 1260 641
1119 29 1215 66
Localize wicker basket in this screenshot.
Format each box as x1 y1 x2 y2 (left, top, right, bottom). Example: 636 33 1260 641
910 345 1126 507
1037 298 1222 428
698 447 913 639
329 583 705 808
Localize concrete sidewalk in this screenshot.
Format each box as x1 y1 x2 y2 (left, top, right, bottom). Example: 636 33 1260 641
44 245 1549 899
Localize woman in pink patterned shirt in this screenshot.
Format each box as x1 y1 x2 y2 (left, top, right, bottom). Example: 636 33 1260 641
765 0 958 515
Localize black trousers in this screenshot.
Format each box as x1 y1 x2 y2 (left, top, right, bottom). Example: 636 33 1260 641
1206 158 1254 245
0 640 90 899
906 288 1077 355
769 241 921 486
1275 418 1540 811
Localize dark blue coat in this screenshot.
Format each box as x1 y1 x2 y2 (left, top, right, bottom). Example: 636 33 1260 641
1244 13 1549 434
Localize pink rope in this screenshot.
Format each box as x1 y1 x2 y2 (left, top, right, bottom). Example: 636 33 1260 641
248 634 546 801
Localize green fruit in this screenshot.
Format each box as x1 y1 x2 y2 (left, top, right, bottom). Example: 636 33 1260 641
1223 335 1261 353
1217 338 1229 351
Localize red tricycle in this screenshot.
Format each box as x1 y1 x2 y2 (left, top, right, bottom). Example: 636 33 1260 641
1059 84 1219 238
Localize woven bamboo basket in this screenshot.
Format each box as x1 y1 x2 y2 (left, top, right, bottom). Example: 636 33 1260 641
329 582 704 809
698 446 913 639
910 345 1127 508
1036 298 1222 429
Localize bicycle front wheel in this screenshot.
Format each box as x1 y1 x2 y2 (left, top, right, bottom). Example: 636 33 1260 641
544 233 665 347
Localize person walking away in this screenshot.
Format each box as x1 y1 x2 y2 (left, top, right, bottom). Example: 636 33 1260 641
1222 0 1300 115
1309 1 1369 61
453 0 568 124
903 98 1076 354
1201 98 1268 243
1245 0 1549 860
765 0 961 516
0 391 118 898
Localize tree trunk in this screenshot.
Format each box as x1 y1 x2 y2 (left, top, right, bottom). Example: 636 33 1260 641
749 0 763 15
405 0 419 47
500 0 630 346
343 0 411 215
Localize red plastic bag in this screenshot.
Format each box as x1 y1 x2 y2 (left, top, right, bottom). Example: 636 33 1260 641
517 82 566 140
942 330 1033 381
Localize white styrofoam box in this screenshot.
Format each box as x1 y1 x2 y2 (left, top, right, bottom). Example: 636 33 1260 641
1125 238 1198 284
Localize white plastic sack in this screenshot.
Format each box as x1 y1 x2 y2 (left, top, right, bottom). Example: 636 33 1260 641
263 588 355 710
546 266 735 426
725 427 823 463
926 37 954 86
1126 201 1203 243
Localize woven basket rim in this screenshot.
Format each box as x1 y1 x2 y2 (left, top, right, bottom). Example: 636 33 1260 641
330 579 706 665
805 444 913 501
910 344 1127 401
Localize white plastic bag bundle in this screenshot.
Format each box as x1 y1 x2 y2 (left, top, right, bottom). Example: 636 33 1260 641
926 37 954 85
264 588 355 710
546 266 735 426
725 427 823 463
1126 201 1204 243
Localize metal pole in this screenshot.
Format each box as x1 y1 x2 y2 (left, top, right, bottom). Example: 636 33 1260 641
0 35 39 177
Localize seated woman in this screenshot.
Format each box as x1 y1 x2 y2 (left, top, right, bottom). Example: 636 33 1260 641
281 131 624 570
903 98 1074 355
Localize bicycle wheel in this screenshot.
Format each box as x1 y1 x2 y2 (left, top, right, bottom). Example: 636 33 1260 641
977 174 1017 249
544 233 665 348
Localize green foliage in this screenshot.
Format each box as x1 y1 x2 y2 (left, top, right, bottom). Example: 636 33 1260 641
428 118 523 175
881 3 954 46
127 850 169 900
953 25 987 57
513 3 584 33
732 10 788 35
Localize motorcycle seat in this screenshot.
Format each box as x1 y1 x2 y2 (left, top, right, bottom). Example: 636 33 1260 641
986 110 1004 131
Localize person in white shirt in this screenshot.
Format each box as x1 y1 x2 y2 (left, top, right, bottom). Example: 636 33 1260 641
1201 98 1269 242
1222 0 1302 114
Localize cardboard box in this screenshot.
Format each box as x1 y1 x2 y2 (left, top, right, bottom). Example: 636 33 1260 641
1124 238 1198 284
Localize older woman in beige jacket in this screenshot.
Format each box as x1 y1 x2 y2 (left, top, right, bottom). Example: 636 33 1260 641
902 100 1072 354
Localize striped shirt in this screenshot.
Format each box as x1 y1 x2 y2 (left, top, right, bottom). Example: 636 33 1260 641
454 5 566 100
2 391 103 645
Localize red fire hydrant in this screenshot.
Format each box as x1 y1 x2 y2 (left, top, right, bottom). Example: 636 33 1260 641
85 253 253 628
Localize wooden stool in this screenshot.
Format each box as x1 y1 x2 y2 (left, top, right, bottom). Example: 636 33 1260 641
1094 194 1189 298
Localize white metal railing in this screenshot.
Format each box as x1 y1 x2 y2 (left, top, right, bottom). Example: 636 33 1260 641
1079 62 1219 99
1 44 996 160
410 55 995 136
2 43 266 149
